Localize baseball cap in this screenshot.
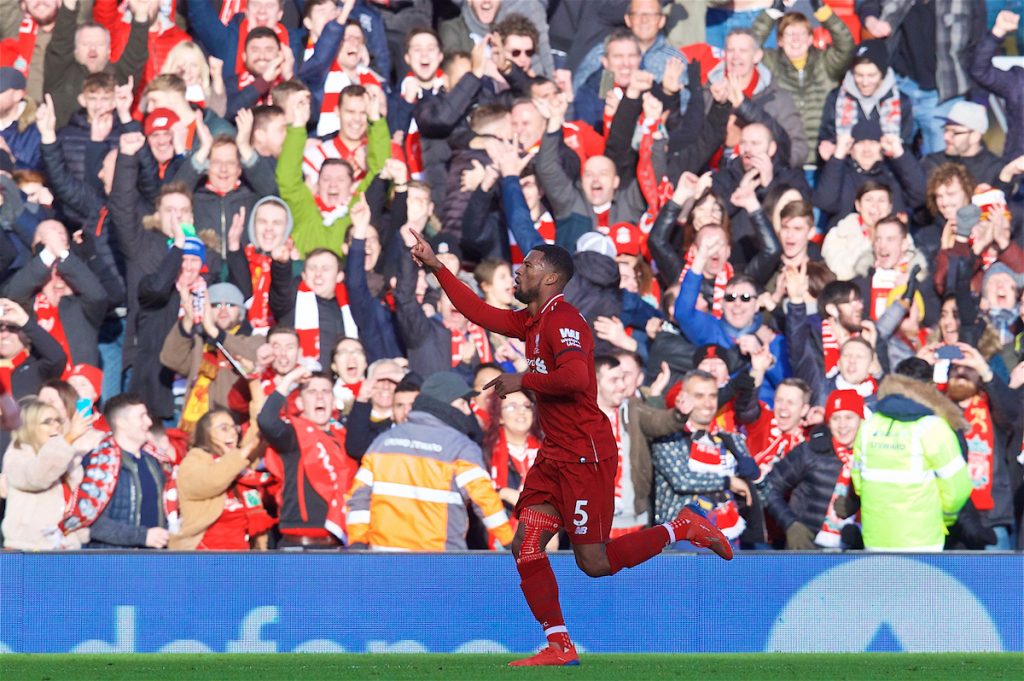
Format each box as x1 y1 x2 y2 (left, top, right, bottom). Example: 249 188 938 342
429 233 463 263
419 371 477 403
0 67 26 94
608 222 644 256
575 231 617 259
207 282 245 308
937 101 988 135
825 389 865 421
144 107 180 136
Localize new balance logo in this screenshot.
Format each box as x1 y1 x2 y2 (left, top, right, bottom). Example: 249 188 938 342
574 526 588 535
559 327 581 348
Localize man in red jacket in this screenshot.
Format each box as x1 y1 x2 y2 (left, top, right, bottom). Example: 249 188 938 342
409 232 731 667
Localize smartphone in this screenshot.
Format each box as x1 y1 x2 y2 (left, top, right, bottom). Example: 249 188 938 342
936 345 964 361
75 397 93 419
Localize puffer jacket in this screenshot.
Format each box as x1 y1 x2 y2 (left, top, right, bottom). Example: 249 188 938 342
764 425 847 536
85 448 168 549
753 7 856 164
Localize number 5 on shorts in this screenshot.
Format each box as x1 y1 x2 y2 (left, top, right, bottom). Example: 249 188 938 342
573 500 589 527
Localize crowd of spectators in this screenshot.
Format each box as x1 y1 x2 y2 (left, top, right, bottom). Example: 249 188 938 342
0 0 1021 553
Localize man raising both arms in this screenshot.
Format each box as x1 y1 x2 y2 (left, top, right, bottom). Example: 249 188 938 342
408 232 732 667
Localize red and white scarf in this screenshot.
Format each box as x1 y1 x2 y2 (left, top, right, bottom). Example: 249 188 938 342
450 323 493 367
0 349 28 395
398 70 444 179
295 280 358 363
509 211 554 265
869 257 911 320
746 409 805 480
195 463 276 550
244 245 273 331
815 439 856 548
681 252 734 319
59 435 177 535
34 289 72 377
836 83 902 139
593 202 611 229
304 134 368 181
963 393 996 511
316 63 382 138
686 426 745 540
219 0 244 24
489 430 541 490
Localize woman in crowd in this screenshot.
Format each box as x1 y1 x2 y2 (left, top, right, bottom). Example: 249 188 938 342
169 408 273 550
160 41 227 117
0 398 93 549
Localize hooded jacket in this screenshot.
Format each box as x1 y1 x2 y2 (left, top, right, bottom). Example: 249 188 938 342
226 196 294 307
852 375 972 551
818 71 915 150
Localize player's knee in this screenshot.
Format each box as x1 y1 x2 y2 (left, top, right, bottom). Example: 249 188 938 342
574 552 611 578
516 508 561 564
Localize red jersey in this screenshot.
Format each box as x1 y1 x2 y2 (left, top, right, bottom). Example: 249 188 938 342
436 268 616 464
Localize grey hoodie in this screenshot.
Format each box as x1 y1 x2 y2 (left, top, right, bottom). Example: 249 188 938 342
247 196 295 254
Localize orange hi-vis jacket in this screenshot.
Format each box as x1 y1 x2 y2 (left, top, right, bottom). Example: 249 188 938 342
346 411 514 551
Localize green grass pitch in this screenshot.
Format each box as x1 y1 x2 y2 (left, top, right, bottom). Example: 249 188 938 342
1 653 1021 680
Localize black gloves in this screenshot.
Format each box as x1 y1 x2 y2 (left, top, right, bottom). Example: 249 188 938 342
902 264 922 304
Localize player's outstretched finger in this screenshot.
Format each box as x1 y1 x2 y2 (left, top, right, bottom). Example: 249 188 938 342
483 376 504 396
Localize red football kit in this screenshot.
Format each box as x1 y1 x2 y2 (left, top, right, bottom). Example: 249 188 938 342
436 268 617 543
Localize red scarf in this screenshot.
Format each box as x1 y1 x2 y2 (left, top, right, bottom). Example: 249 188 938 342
295 280 357 363
509 211 554 265
398 70 443 179
234 18 289 80
316 64 382 137
286 416 354 541
608 407 626 500
2 16 38 75
489 430 541 489
821 318 846 378
593 202 611 229
816 439 855 548
869 258 910 320
33 290 72 376
0 349 29 394
450 323 493 367
746 408 806 479
244 245 273 330
196 466 276 550
681 252 734 319
59 435 175 535
963 393 996 511
304 134 368 181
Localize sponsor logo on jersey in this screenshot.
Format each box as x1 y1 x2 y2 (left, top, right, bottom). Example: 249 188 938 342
559 327 581 348
574 526 588 535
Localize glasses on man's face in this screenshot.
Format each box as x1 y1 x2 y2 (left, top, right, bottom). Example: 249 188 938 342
944 127 971 138
509 48 535 58
41 417 67 427
502 402 531 413
723 293 755 303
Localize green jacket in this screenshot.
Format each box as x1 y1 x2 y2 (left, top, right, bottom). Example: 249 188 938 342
753 6 855 164
276 118 390 257
852 376 972 551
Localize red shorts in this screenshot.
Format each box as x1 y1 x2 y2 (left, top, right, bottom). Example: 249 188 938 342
515 454 616 545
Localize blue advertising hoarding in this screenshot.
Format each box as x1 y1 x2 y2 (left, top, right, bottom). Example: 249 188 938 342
0 553 1020 654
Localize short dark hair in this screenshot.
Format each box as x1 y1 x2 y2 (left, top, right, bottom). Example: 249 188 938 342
301 371 334 391
267 325 299 341
895 357 933 382
302 0 334 20
245 26 281 48
856 179 893 203
594 355 620 374
874 213 908 237
252 104 285 132
726 273 760 294
821 280 861 313
494 13 539 46
779 199 814 223
103 393 146 427
533 244 574 286
777 377 812 403
338 84 367 109
403 26 440 54
320 157 354 179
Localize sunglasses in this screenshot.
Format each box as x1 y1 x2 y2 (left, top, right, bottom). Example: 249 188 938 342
723 293 755 303
509 48 535 58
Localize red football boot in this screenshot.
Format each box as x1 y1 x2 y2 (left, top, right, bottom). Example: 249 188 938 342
674 506 734 560
508 644 581 667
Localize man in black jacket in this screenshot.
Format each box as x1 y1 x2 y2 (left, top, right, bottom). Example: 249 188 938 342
765 389 864 550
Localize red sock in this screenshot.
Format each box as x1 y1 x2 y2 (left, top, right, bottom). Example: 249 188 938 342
606 525 672 575
517 555 573 650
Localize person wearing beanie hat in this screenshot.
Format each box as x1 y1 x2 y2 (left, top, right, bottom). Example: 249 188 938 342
819 39 913 153
0 66 41 172
159 277 265 433
765 387 864 550
67 363 103 404
922 101 1003 186
345 370 514 553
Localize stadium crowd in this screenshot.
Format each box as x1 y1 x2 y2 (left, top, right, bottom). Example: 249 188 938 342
0 0 1021 553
